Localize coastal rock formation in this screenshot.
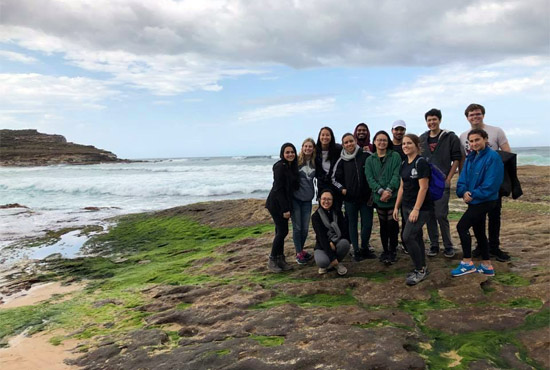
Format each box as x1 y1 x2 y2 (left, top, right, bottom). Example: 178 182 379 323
0 129 125 166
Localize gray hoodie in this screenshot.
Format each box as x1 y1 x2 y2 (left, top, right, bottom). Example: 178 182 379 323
419 129 463 176
293 163 316 201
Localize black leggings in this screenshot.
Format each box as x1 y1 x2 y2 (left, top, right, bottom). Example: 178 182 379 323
269 209 288 257
457 200 497 260
376 207 399 254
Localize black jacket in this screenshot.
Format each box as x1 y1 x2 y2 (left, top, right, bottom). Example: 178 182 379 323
419 130 463 176
333 149 372 203
265 160 299 215
498 151 523 199
315 143 342 194
312 207 349 261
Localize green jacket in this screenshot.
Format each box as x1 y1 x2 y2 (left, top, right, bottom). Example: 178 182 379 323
364 150 402 208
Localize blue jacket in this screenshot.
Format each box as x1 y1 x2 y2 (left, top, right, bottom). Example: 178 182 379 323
457 146 504 204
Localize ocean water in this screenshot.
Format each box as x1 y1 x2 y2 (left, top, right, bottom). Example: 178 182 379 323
0 147 548 250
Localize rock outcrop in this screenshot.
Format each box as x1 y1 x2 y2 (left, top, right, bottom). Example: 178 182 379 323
0 129 126 166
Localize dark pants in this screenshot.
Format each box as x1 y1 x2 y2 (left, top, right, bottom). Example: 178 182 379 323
314 240 350 268
426 186 453 249
344 201 373 253
488 197 502 251
457 200 497 260
376 207 399 254
269 209 288 257
402 206 430 270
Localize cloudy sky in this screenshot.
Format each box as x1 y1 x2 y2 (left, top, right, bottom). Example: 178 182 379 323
1 0 548 158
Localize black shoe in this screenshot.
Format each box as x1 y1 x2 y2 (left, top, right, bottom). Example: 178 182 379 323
379 252 388 263
268 256 282 273
277 255 293 271
400 245 409 255
360 248 377 259
353 253 366 262
491 249 511 262
472 248 481 258
390 253 398 264
427 247 439 257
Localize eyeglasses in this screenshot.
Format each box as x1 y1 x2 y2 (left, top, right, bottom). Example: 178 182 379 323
468 113 483 117
320 197 333 201
375 139 388 142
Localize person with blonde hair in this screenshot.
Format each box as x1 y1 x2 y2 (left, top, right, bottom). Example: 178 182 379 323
292 138 316 264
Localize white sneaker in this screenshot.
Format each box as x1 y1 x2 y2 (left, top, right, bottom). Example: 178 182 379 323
318 267 328 275
336 264 347 276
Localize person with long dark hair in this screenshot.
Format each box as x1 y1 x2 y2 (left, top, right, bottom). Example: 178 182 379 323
292 138 316 265
393 134 433 285
265 143 299 273
315 126 343 210
334 133 376 261
451 129 504 277
312 189 350 276
365 130 402 264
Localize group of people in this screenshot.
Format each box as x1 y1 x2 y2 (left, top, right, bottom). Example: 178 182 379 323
265 103 511 285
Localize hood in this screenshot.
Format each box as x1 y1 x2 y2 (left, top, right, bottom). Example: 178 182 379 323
354 123 371 148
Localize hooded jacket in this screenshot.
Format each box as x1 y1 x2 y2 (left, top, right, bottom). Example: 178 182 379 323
265 144 299 215
364 149 401 208
315 143 342 194
498 151 523 199
457 146 504 204
332 146 372 203
354 123 373 153
419 129 463 176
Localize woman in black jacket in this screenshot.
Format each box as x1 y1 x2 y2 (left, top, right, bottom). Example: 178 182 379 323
315 126 343 211
312 189 350 276
333 133 375 261
265 143 299 273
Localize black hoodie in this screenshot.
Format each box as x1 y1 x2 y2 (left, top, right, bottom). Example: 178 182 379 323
265 143 299 215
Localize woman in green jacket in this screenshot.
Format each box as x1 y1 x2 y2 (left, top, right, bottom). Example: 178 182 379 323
365 130 402 264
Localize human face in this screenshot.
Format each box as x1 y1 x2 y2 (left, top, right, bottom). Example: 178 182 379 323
392 127 405 141
467 109 484 127
302 141 314 156
342 135 356 154
319 193 333 210
374 135 388 151
402 137 418 156
468 134 488 152
356 125 368 140
283 146 296 162
319 129 332 147
426 116 441 132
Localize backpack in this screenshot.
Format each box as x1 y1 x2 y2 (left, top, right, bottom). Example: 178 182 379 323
415 157 446 201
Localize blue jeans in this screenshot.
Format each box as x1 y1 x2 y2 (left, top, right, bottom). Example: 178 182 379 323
291 198 312 254
344 201 373 253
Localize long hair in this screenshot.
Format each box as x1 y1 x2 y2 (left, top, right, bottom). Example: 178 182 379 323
316 126 339 161
298 138 316 167
372 130 394 152
403 133 422 154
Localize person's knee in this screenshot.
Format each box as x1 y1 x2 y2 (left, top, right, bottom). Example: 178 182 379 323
314 251 330 268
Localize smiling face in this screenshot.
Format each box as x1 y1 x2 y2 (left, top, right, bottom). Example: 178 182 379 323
283 146 296 162
319 129 332 147
402 136 418 156
374 134 388 151
468 133 488 152
467 109 485 127
356 125 368 140
426 115 441 132
342 135 356 154
319 192 333 211
392 126 405 141
302 141 314 156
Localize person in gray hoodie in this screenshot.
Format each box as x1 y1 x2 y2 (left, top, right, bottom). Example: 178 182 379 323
419 109 464 258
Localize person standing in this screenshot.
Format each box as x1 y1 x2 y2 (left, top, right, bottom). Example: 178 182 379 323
315 127 343 211
393 134 433 285
391 120 407 160
452 129 504 277
333 133 376 261
460 103 511 262
265 143 299 273
354 123 374 153
312 189 350 276
420 108 463 258
292 138 316 265
365 131 402 264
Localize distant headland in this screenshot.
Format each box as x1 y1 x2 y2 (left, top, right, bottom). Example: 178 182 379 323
0 129 128 166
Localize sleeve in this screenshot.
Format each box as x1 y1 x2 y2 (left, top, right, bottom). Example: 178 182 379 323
365 157 383 193
456 159 468 198
496 127 509 150
416 158 431 179
387 153 402 192
271 163 291 213
332 158 345 193
449 133 464 161
471 153 504 202
312 212 336 260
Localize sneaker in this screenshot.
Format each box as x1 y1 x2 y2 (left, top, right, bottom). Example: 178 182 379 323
491 249 510 262
318 267 328 275
477 264 495 276
451 261 477 277
427 247 439 257
295 251 309 265
268 257 282 273
406 268 429 286
368 244 375 253
360 248 377 259
277 255 293 271
336 264 347 276
400 244 409 255
389 253 398 264
472 248 481 258
443 248 455 258
379 252 388 263
353 251 366 262
303 251 313 261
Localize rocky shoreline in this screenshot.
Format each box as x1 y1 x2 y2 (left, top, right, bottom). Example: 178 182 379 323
0 166 548 369
0 129 128 166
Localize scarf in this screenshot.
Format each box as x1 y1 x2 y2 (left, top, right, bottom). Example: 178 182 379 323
318 207 342 243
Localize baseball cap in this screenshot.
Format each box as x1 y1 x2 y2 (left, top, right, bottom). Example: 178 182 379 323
392 120 406 129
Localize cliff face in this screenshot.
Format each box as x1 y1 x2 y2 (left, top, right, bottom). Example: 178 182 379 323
0 129 125 166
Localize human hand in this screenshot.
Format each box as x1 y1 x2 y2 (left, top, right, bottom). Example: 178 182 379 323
392 208 399 221
342 189 347 196
463 192 472 204
283 211 291 219
408 209 419 222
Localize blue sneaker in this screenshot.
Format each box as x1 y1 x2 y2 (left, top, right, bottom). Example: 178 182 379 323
477 264 495 276
451 261 477 277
